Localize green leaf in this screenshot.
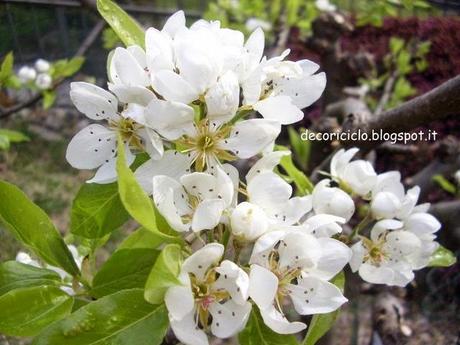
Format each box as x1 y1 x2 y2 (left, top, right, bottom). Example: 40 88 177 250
276 146 313 195
0 180 80 276
43 90 56 109
302 272 345 345
62 57 85 77
432 174 457 195
0 261 62 296
71 182 129 239
32 289 169 345
389 37 405 55
0 134 10 150
144 244 182 304
116 135 180 244
239 308 298 345
97 0 145 48
288 126 310 170
0 52 14 84
91 248 159 298
118 227 165 250
0 128 29 143
428 245 456 267
0 286 73 337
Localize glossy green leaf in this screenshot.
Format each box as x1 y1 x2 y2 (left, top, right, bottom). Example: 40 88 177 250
144 244 182 304
0 286 73 337
116 136 180 244
428 245 457 267
432 175 457 195
0 261 61 296
118 227 165 250
239 308 298 345
43 90 56 109
302 272 345 345
97 0 145 48
276 147 313 195
32 289 169 345
0 52 14 84
91 248 159 298
0 134 10 150
71 182 129 239
0 180 80 276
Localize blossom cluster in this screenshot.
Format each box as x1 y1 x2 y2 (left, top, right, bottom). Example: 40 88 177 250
61 11 441 345
17 59 53 90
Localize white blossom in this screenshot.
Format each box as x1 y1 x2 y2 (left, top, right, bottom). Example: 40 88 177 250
315 0 337 12
35 73 52 90
165 243 251 345
248 231 350 334
35 59 51 73
245 18 272 32
330 148 377 196
152 166 235 232
17 66 36 83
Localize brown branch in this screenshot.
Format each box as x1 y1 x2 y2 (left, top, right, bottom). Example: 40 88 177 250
374 70 398 116
341 75 460 150
0 20 105 120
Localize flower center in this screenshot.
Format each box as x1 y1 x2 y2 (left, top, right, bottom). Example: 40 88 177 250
176 119 236 171
363 237 388 265
110 117 143 150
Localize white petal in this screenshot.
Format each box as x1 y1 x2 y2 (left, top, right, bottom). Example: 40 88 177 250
170 311 209 345
220 119 281 159
359 263 394 285
182 243 224 281
70 82 118 120
230 202 269 242
275 72 326 109
214 260 250 304
247 172 292 209
112 47 150 87
127 45 147 68
312 180 355 221
248 265 278 309
372 171 404 199
152 70 198 103
302 214 345 236
66 125 116 169
275 195 313 225
259 305 306 335
144 99 195 140
370 219 403 242
162 11 186 38
244 28 264 69
385 230 421 257
330 148 359 178
246 151 290 183
278 232 322 271
404 213 441 236
349 242 365 272
398 186 421 219
249 231 285 266
342 160 377 196
253 96 304 125
87 146 135 184
181 172 218 199
165 273 194 321
192 199 226 232
152 175 190 232
205 71 239 121
145 27 175 71
310 238 351 280
371 191 402 220
289 276 347 315
209 300 252 339
134 151 192 193
108 83 156 106
140 128 164 160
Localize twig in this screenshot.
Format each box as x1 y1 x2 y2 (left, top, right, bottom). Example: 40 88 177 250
374 71 398 116
342 75 460 150
0 20 105 119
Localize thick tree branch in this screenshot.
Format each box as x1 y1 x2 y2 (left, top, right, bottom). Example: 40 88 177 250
342 75 460 150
